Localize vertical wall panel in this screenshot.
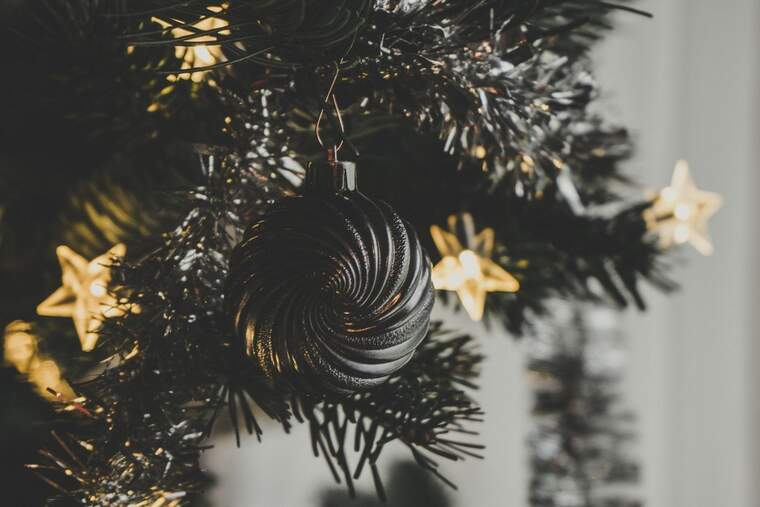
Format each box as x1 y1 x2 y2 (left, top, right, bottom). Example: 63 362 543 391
596 2 760 506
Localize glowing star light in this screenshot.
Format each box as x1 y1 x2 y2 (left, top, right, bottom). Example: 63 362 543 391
431 213 520 321
152 6 230 83
37 244 128 352
645 160 722 256
3 321 75 401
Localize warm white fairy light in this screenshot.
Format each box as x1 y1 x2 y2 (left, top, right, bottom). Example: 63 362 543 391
645 160 722 256
431 213 520 321
152 6 230 83
37 243 135 352
3 321 75 400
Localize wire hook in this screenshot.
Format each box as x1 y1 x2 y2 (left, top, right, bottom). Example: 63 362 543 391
315 62 346 157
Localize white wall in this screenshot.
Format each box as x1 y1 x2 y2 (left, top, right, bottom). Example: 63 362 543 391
594 1 760 506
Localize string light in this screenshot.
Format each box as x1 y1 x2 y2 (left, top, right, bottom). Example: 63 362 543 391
152 6 230 83
431 213 520 321
645 160 722 256
3 321 75 401
37 244 134 352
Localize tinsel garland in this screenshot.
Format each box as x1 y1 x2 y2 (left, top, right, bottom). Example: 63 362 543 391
184 0 672 331
527 306 640 507
212 87 672 333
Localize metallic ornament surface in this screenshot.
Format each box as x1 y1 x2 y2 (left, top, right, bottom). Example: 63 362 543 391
227 160 434 394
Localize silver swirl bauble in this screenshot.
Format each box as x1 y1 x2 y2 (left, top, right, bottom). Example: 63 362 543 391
226 159 434 394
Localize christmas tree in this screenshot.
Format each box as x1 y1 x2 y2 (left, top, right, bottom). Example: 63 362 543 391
0 1 721 505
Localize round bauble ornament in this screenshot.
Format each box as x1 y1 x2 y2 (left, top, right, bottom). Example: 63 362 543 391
226 157 435 395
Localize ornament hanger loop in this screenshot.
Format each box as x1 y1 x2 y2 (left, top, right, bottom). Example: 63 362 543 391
315 61 346 157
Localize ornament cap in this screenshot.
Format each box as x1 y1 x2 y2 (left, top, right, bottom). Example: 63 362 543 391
305 157 357 194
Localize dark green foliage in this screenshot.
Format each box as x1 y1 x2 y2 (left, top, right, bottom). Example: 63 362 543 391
0 1 668 505
29 153 482 504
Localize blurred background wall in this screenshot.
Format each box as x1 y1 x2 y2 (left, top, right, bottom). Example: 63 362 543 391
202 1 760 505
596 1 760 506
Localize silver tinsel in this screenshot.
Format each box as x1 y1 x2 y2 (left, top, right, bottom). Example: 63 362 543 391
526 304 641 507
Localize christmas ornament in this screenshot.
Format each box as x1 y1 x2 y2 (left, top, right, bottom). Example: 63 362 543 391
152 6 229 83
226 157 435 394
644 160 722 256
37 243 131 352
431 213 519 321
3 321 75 400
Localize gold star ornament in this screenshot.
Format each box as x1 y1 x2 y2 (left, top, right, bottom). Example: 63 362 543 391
152 6 230 83
3 321 75 401
430 213 520 321
37 244 130 352
644 160 722 256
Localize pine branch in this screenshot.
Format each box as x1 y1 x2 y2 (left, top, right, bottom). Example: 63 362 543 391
295 324 484 499
1 2 670 504
124 1 643 69
28 131 483 503
117 0 647 190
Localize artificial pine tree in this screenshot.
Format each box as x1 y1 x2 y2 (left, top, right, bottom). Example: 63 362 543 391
0 1 719 505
